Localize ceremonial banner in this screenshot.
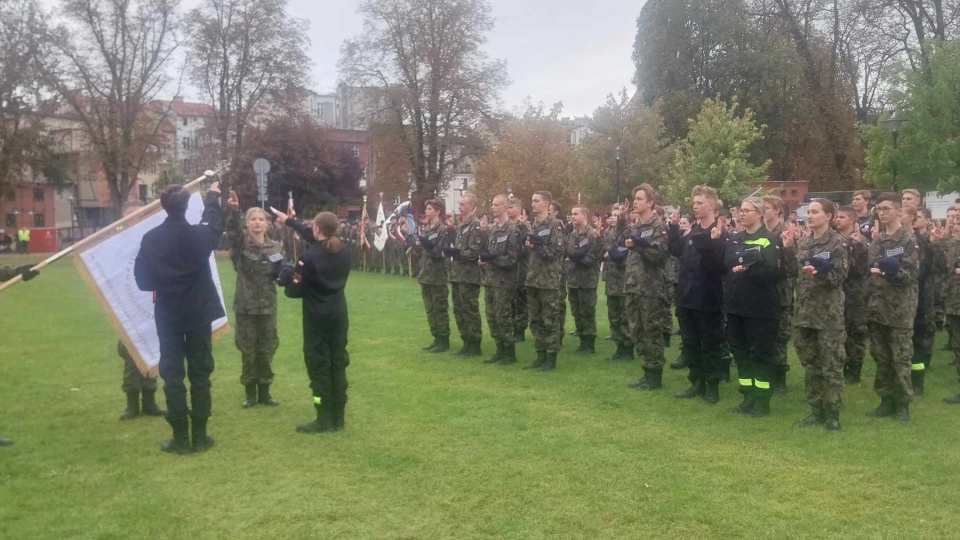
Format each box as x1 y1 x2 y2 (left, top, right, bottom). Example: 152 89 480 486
75 193 229 377
373 200 388 250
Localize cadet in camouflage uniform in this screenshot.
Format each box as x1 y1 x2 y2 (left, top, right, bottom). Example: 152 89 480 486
835 206 870 384
508 198 530 341
445 193 485 357
226 196 283 408
564 206 602 355
523 191 565 371
939 212 960 404
417 199 453 352
865 193 919 422
762 195 794 394
657 206 678 346
907 207 940 394
787 199 847 431
603 205 633 361
480 195 521 365
624 184 670 390
550 202 569 340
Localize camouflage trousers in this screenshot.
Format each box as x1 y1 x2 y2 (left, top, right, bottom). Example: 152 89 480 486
568 287 597 337
627 294 666 370
528 287 563 353
421 283 450 339
451 282 482 342
869 322 914 405
844 315 867 367
794 327 846 410
119 341 157 393
913 308 937 368
606 294 631 346
662 282 677 335
513 283 528 334
235 313 279 385
485 286 515 345
775 305 793 373
558 282 568 337
727 315 778 397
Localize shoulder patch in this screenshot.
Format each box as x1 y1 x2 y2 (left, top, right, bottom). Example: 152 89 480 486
538 229 551 237
886 246 905 257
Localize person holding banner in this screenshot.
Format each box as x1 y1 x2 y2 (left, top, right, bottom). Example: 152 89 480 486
134 183 225 455
226 193 283 409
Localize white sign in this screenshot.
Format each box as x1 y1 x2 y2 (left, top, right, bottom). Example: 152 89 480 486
77 193 229 375
925 191 959 220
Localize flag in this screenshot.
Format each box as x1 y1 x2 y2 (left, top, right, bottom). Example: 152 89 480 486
360 198 371 250
287 191 296 219
373 200 388 250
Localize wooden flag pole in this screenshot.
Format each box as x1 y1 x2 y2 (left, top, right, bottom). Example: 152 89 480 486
0 169 222 294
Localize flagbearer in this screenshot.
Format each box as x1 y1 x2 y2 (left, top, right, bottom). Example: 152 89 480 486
226 191 283 409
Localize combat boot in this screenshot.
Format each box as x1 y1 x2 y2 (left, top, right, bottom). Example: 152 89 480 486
536 351 558 372
191 416 215 452
484 343 504 364
943 393 960 404
795 404 825 427
429 336 450 353
845 363 862 384
893 403 910 422
675 379 705 399
422 337 439 351
824 408 841 431
576 335 595 356
866 397 896 418
513 329 525 342
772 370 787 394
297 402 336 433
728 395 756 414
662 332 671 347
523 350 547 370
669 351 688 370
911 370 925 396
451 340 471 357
701 380 720 404
496 343 517 365
160 418 191 455
241 384 258 408
141 389 166 417
463 340 482 358
606 342 625 361
119 390 140 420
333 400 346 431
615 345 635 363
747 395 770 418
633 368 663 391
258 384 279 406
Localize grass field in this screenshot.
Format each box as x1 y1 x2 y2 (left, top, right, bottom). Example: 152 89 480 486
1 252 959 539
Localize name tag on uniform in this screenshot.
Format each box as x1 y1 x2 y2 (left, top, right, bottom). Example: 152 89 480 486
812 251 830 260
268 253 283 263
640 229 653 239
617 246 628 252
538 229 550 237
579 239 589 247
497 235 508 243
428 233 438 240
886 246 904 257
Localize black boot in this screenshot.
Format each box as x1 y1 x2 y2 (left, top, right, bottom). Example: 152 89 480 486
675 379 705 399
160 417 191 455
911 370 925 396
536 351 558 372
513 329 525 342
119 390 140 420
523 350 547 370
496 343 517 365
866 397 896 418
728 394 756 414
747 395 770 417
429 336 450 353
422 337 439 351
795 404 825 427
242 384 257 408
462 340 482 358
824 408 841 431
701 380 720 404
451 340 470 357
258 384 279 406
616 344 635 363
662 332 671 347
297 401 336 433
484 342 504 364
141 389 166 416
333 400 346 431
772 369 787 394
191 416 215 452
669 351 688 370
606 342 625 361
893 402 910 422
944 393 960 404
633 368 663 391
576 335 595 356
845 363 862 384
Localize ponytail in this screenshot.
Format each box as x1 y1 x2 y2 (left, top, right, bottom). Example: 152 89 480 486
314 211 342 253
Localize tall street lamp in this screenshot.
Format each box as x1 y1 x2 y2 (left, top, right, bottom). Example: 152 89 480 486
883 109 905 192
615 146 622 204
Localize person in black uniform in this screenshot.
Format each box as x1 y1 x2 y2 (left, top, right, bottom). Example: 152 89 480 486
279 211 352 433
134 183 224 455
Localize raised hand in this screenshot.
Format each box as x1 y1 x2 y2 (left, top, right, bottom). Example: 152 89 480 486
270 207 289 225
227 189 240 211
670 207 681 226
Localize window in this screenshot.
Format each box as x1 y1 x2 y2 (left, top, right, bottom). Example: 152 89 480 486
5 214 15 227
791 190 798 196
182 137 191 151
319 103 325 119
352 145 360 158
182 117 188 127
34 188 44 202
33 213 44 227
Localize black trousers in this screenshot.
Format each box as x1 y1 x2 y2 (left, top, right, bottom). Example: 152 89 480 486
158 328 215 424
677 307 725 383
303 311 350 407
726 314 779 396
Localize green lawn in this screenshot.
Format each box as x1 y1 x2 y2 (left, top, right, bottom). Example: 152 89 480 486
1 253 959 539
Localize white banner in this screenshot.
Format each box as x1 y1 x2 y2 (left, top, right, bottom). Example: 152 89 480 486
77 193 229 375
373 201 388 250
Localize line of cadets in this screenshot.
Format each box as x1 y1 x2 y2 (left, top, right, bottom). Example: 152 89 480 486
412 185 960 431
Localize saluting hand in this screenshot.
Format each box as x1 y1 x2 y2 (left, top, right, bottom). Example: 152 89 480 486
802 265 817 275
782 222 796 248
270 207 289 225
670 207 680 226
227 190 240 211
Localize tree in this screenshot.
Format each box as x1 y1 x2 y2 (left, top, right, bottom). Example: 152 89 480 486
46 0 182 211
339 0 509 208
186 0 311 170
669 97 771 205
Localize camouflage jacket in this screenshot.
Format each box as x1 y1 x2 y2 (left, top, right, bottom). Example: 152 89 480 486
481 219 520 288
915 230 942 322
525 215 564 290
448 214 485 284
940 236 960 316
563 225 601 288
840 233 870 323
416 220 451 286
624 214 669 299
664 254 680 285
768 222 797 307
793 228 849 331
226 208 282 315
602 227 628 296
867 225 919 329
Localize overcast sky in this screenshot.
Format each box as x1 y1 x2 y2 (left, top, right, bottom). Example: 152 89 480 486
289 0 643 118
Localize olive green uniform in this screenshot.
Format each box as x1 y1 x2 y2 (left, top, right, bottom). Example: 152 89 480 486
449 215 485 345
564 225 601 337
482 220 521 345
526 216 564 353
602 227 631 348
417 221 452 340
624 215 670 371
841 233 870 379
513 221 531 337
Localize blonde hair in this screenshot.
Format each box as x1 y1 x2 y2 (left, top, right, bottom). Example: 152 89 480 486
740 197 764 214
244 207 269 223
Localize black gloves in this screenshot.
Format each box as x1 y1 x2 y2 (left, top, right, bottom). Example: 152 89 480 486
275 265 295 286
479 252 498 263
442 246 462 257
